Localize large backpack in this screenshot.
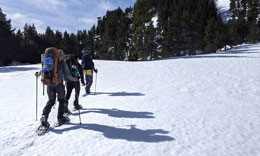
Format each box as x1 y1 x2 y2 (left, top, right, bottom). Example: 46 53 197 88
65 55 80 78
41 47 63 86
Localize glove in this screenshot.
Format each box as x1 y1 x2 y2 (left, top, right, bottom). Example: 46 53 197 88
94 69 98 73
81 81 86 86
73 77 78 81
35 72 39 77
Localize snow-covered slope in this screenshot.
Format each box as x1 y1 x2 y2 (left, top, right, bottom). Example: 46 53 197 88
217 0 230 10
0 43 260 156
216 0 232 22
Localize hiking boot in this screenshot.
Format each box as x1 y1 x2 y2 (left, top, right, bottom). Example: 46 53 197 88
64 106 71 114
85 88 90 94
64 109 72 116
58 116 70 125
40 116 50 128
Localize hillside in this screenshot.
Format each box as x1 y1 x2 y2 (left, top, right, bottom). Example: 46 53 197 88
0 43 260 156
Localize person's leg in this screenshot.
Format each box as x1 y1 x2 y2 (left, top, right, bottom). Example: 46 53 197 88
64 82 74 113
84 74 89 93
85 75 93 93
74 81 80 105
41 86 56 126
55 83 66 120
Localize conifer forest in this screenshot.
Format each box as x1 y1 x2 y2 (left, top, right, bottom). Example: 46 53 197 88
0 0 259 66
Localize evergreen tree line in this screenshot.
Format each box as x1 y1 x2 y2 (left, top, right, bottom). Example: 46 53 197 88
0 0 259 66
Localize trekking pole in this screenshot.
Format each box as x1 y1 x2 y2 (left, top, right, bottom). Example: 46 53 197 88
78 110 82 124
36 76 38 121
94 72 97 95
75 80 82 124
43 83 45 96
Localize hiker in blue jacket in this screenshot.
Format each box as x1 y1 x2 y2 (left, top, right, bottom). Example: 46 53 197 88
81 48 98 94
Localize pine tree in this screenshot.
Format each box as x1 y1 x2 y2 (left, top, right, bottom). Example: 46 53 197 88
22 24 41 63
248 21 259 43
60 31 71 53
230 0 237 18
247 0 259 43
45 26 56 47
214 17 231 50
13 29 24 62
0 8 14 65
115 12 130 60
204 18 217 53
54 30 62 48
131 0 156 60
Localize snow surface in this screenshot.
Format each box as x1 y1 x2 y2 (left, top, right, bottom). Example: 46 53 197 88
1 43 260 156
217 0 230 10
216 0 232 22
151 14 158 28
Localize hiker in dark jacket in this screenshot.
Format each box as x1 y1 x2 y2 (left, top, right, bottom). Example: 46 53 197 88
81 48 98 94
64 55 85 113
35 48 76 128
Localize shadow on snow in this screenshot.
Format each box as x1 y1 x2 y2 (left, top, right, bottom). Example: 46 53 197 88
71 108 154 119
167 54 251 60
0 66 39 73
50 123 174 143
166 44 260 60
92 91 145 96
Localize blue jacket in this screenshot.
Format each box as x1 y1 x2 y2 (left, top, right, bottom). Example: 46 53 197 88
82 53 95 70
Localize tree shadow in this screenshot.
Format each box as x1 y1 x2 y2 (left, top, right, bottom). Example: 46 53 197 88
71 108 154 119
224 49 259 54
50 123 175 143
93 92 145 96
167 55 250 60
165 44 260 60
0 66 39 73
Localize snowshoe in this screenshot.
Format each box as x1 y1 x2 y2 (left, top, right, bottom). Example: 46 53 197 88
82 93 88 97
36 121 50 136
54 116 70 127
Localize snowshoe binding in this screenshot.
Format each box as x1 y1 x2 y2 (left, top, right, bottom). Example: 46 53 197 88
54 116 70 127
36 116 50 136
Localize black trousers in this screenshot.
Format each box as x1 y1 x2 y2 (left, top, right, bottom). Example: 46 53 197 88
42 83 65 120
65 81 80 108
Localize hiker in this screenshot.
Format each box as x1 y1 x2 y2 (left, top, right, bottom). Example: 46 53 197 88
81 48 98 94
35 48 76 129
64 55 85 114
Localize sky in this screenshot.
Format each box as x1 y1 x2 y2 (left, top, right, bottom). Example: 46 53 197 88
0 0 230 34
0 0 136 33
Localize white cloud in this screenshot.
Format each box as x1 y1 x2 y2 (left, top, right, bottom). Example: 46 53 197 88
98 0 115 11
79 17 96 25
0 0 136 33
8 13 45 33
30 0 66 12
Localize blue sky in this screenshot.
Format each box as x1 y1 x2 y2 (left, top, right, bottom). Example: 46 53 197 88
0 0 136 33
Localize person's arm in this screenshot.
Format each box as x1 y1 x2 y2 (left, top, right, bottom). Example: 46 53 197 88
81 55 85 69
61 61 74 81
92 60 98 73
77 62 85 84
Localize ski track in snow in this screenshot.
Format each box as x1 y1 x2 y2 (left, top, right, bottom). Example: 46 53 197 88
0 43 260 156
